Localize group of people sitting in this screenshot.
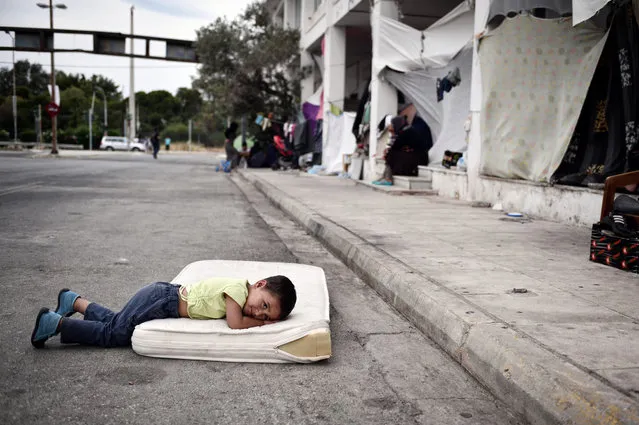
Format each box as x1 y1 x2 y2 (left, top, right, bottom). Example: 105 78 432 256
373 115 433 186
222 112 433 181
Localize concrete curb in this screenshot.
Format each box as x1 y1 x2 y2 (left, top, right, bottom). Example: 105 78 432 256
238 170 639 425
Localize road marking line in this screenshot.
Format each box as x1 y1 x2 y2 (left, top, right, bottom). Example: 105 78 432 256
0 182 41 196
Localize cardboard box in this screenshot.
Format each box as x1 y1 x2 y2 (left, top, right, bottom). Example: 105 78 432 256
590 223 639 273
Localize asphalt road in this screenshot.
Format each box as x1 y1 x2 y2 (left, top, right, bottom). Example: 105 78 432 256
0 152 525 425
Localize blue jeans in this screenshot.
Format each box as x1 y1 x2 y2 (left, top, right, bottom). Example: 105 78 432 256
59 282 180 347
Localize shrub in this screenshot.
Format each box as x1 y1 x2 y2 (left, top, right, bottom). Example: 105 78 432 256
163 123 189 141
19 130 36 142
0 129 10 141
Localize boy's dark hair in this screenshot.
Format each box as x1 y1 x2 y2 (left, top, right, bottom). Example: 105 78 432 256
264 275 296 319
224 122 239 140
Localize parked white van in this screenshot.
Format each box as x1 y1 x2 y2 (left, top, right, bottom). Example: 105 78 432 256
99 136 146 152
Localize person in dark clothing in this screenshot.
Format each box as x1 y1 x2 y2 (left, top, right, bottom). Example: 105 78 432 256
150 129 160 159
224 122 240 169
410 116 433 166
373 116 425 186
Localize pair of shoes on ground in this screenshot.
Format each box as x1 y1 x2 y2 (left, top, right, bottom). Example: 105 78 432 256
31 289 80 348
372 179 393 186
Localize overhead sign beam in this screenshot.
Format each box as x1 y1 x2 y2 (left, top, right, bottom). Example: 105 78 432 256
0 26 198 63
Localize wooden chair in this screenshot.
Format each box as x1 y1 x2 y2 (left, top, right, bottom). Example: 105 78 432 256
600 171 639 225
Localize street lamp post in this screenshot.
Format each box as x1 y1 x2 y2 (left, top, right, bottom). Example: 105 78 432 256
129 6 135 144
4 31 17 144
37 1 66 155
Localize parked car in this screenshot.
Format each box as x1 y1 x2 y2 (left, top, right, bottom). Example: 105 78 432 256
99 136 146 152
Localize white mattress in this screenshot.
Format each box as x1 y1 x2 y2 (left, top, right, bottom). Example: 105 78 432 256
131 260 331 363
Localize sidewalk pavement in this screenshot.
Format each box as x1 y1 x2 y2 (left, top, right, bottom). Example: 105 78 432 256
238 169 639 425
26 148 224 160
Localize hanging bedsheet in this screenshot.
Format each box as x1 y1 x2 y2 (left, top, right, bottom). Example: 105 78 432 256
383 46 472 165
573 0 611 25
479 14 608 181
553 3 639 185
371 1 473 76
490 0 573 19
322 112 357 174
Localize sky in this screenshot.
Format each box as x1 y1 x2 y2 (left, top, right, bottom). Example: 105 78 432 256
0 0 254 96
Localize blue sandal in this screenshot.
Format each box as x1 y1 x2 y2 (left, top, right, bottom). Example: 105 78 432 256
55 288 80 317
372 180 393 186
31 308 61 348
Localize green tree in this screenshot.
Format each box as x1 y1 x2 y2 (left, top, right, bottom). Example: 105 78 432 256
176 87 202 121
194 0 301 121
0 60 49 97
60 86 89 129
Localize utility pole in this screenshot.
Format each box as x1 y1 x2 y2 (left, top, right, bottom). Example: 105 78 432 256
89 90 95 150
188 119 192 152
128 5 135 144
37 104 42 146
49 1 57 153
4 31 17 144
88 108 93 151
37 1 67 154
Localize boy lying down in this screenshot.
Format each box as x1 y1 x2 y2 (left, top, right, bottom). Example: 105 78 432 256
31 276 297 348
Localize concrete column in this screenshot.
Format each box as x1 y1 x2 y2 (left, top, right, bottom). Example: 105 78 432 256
466 0 490 201
323 25 346 112
322 25 346 157
369 0 398 174
300 0 312 33
283 0 296 28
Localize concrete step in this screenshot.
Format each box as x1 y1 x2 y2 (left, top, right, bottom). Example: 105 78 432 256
418 165 432 180
393 175 432 190
419 164 467 177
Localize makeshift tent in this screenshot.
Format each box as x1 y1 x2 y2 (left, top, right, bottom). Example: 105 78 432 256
384 46 472 165
372 1 473 76
553 3 639 185
572 0 611 25
322 112 357 174
490 0 573 19
479 14 609 182
480 0 611 27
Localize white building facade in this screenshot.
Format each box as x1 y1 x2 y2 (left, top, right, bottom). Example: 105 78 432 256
267 0 632 226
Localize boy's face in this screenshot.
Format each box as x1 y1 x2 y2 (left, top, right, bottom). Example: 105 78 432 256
244 280 282 321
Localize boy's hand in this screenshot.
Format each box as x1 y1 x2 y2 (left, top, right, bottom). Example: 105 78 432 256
225 296 277 329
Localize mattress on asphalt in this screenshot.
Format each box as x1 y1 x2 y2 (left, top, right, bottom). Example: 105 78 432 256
131 260 331 363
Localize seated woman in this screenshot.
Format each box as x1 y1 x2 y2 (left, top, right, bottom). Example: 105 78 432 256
373 116 427 186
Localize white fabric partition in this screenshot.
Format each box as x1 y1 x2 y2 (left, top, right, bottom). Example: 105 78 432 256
384 46 472 164
372 1 474 76
479 14 608 181
323 112 357 174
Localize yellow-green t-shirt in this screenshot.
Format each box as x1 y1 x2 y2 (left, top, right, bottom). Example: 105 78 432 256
180 277 248 319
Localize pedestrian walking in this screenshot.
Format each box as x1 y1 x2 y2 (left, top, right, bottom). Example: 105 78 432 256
151 129 160 159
